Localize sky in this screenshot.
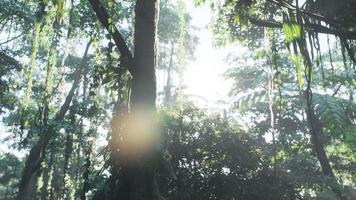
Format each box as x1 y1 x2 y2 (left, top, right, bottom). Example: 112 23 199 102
158 1 243 109
184 2 229 102
180 0 332 108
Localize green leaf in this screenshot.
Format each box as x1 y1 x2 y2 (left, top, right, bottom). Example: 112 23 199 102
313 94 354 136
282 23 301 43
295 54 303 94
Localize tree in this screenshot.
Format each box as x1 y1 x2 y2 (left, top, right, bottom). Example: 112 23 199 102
0 0 355 199
157 1 198 107
223 34 355 197
88 0 159 199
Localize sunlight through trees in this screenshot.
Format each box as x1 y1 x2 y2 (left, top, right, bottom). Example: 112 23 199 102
0 0 355 199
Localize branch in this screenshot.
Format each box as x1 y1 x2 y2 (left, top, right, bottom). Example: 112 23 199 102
306 23 356 40
267 0 355 28
247 17 282 28
332 84 342 97
0 32 24 45
87 0 133 72
56 39 92 120
247 16 356 40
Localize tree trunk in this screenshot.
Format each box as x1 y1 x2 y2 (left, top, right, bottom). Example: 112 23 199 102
304 92 335 177
40 147 54 199
81 120 98 200
304 91 345 198
62 125 73 198
88 0 159 199
295 25 336 179
17 134 49 200
81 141 92 200
17 40 92 200
131 0 157 109
116 0 158 199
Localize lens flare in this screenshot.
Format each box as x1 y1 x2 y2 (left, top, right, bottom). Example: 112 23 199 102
113 108 160 161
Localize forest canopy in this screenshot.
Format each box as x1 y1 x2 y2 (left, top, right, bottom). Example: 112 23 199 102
0 0 355 200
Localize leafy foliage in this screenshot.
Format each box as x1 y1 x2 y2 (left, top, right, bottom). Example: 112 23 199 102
0 0 355 199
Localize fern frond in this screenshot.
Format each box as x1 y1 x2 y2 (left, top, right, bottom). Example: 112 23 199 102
312 93 355 136
231 89 267 112
327 69 356 86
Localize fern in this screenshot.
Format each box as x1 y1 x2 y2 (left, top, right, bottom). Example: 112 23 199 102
327 69 356 86
231 89 267 112
344 126 356 151
312 93 356 136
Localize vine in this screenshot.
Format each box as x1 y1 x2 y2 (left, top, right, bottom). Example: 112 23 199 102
21 2 47 130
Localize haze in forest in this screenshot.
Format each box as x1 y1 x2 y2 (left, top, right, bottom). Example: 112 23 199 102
0 0 355 200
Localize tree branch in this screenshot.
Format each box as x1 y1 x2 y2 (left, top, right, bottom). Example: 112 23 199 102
267 0 356 28
87 0 133 73
56 39 92 120
0 32 24 45
247 16 356 40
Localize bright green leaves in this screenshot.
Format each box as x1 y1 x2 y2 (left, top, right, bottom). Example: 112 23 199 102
53 0 64 20
282 23 305 94
107 17 116 33
20 0 70 130
285 47 303 95
93 20 103 65
43 46 56 101
282 23 301 43
294 53 303 94
107 0 115 34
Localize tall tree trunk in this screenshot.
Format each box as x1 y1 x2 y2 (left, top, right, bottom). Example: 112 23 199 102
295 20 336 178
49 157 61 200
40 147 54 200
87 0 159 199
17 129 50 200
297 21 342 195
304 93 335 177
131 0 157 109
62 125 73 198
81 119 98 200
81 139 92 200
116 0 158 199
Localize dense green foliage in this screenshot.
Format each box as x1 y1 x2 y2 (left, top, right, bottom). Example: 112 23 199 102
0 0 355 199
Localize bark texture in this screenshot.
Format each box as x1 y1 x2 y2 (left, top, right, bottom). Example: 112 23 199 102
116 1 158 199
88 1 159 199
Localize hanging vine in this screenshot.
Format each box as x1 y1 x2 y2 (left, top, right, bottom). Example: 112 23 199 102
327 34 335 75
58 0 74 103
21 3 45 130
